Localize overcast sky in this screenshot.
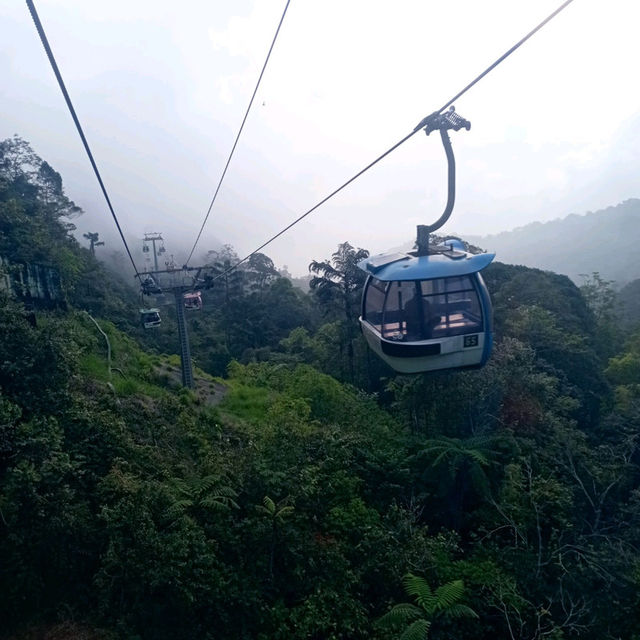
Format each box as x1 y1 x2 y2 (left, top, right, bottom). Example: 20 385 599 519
2 0 639 275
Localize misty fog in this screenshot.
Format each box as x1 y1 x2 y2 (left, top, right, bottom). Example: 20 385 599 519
2 0 639 276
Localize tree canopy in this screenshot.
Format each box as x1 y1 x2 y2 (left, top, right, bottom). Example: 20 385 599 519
2 138 640 640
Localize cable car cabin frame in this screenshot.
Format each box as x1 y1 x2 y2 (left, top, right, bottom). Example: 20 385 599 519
358 248 494 374
140 308 161 329
183 291 202 311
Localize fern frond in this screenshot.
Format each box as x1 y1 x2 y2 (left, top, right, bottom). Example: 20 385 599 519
441 603 479 620
198 475 222 493
431 449 455 467
217 485 238 496
418 441 448 452
433 580 465 613
165 499 192 519
467 450 490 466
376 603 422 628
262 496 276 515
200 495 239 510
417 443 449 455
171 478 192 498
466 435 496 449
403 574 435 612
275 505 294 520
399 618 431 640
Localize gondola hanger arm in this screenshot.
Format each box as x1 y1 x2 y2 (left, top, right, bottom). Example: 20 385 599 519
415 107 470 254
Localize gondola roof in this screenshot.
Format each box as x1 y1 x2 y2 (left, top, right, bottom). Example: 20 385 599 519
358 250 495 282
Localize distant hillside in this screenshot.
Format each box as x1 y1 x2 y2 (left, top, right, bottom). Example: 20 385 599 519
467 199 640 286
618 278 640 329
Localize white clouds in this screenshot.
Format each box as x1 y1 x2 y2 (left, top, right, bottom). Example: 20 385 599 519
1 0 639 274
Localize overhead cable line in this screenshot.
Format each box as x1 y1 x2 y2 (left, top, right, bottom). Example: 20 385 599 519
211 0 576 283
435 0 576 114
185 0 292 266
25 0 142 278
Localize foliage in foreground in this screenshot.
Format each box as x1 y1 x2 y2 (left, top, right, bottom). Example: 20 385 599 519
5 138 640 639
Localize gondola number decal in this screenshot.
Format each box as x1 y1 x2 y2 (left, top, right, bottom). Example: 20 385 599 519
464 334 479 348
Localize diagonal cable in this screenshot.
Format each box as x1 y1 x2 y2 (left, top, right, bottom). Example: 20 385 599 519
213 129 420 278
185 0 292 265
209 0 577 282
437 0 576 113
25 0 142 278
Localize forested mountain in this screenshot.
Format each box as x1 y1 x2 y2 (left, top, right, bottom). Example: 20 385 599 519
618 278 640 329
4 138 640 640
467 199 640 285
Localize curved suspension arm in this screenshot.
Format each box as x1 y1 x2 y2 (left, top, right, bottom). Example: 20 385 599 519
426 128 456 233
416 130 455 254
415 107 469 255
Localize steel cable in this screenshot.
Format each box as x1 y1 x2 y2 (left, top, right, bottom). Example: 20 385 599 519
185 0 292 265
209 0 577 282
25 0 142 279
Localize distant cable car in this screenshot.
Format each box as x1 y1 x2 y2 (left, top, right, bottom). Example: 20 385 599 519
183 291 202 311
141 275 162 296
357 107 496 373
140 308 161 329
358 242 494 373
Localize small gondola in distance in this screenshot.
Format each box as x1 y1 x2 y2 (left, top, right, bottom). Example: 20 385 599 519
140 307 161 329
183 291 203 311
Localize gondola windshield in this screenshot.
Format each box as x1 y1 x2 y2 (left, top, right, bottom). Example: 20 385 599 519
364 275 483 342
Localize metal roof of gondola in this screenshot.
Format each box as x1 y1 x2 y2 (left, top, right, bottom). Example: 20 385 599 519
358 250 495 281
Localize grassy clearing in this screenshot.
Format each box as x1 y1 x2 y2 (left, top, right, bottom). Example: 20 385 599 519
79 352 110 381
218 382 273 424
76 312 228 404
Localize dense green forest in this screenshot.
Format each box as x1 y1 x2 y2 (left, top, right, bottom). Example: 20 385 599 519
3 137 640 640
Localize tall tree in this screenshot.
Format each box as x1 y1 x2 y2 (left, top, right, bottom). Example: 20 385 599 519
83 231 104 255
246 252 279 294
256 495 294 580
580 271 622 357
206 244 244 303
309 242 369 381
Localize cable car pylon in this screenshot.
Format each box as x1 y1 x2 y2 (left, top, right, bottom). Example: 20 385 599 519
174 286 194 388
143 232 165 272
139 239 208 388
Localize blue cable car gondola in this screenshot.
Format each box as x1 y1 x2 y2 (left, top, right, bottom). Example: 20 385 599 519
357 107 495 373
358 242 494 373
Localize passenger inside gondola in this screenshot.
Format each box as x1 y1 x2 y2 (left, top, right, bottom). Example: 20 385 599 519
404 290 424 341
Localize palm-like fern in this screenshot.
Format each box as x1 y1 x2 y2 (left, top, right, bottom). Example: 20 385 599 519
257 496 294 579
256 495 294 522
308 242 369 310
412 435 498 529
309 242 369 381
424 435 494 487
377 574 477 639
165 474 238 522
416 435 495 471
